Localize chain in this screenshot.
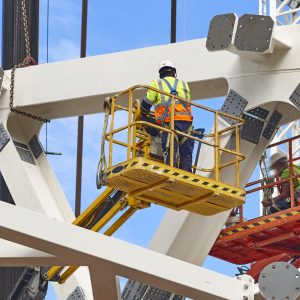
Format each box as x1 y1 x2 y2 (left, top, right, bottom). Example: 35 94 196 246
21 0 31 58
9 0 49 123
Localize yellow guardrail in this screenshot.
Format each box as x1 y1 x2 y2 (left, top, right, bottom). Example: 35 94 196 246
103 84 245 187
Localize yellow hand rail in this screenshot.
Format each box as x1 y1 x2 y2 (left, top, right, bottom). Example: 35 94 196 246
102 84 245 188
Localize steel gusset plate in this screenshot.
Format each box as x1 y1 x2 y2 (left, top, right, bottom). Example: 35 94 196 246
241 115 264 144
0 68 4 93
290 82 300 110
206 13 236 51
13 141 36 165
247 107 269 119
234 14 274 52
262 110 282 140
29 135 44 159
220 89 248 126
241 107 269 145
0 123 10 151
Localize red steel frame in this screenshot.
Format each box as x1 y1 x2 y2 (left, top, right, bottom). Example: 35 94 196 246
242 134 300 222
210 134 300 266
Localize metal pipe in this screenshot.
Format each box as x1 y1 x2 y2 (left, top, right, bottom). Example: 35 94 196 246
289 140 295 207
214 112 220 181
171 0 177 43
267 134 300 148
75 0 88 217
255 232 295 248
246 173 300 194
75 116 84 217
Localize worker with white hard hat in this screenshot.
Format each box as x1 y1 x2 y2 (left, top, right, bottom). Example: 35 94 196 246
262 152 300 213
140 60 194 172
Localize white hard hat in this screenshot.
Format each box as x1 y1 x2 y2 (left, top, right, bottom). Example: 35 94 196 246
269 152 287 169
158 60 175 72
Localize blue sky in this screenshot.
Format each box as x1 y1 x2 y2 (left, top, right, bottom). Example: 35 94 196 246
1 0 262 299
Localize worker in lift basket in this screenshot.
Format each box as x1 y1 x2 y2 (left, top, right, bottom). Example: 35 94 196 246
262 152 300 214
140 60 194 172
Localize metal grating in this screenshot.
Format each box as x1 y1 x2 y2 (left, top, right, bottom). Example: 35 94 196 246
66 286 86 300
29 135 44 159
107 158 245 216
0 123 10 151
262 110 282 140
220 90 248 125
206 13 236 51
234 14 274 52
289 82 300 109
14 141 36 165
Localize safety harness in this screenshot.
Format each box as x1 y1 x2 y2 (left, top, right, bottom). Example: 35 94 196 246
160 78 193 164
271 166 300 212
160 78 192 126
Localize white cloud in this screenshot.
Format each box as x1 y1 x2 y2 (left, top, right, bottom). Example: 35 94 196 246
49 39 80 62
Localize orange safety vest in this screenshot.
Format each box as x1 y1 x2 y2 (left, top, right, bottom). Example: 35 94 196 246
146 77 193 124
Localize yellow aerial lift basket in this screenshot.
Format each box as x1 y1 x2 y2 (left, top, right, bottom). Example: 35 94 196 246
46 84 246 284
99 84 245 216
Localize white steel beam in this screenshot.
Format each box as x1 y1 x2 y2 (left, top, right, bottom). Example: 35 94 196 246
0 201 251 300
0 239 60 266
0 21 299 299
0 25 297 120
90 268 121 300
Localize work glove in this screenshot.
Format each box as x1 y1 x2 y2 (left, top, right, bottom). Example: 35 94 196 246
261 199 272 207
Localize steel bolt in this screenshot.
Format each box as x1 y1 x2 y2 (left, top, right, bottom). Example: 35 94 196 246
244 284 249 290
243 296 248 300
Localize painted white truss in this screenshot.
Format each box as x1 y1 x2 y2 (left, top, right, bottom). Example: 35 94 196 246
0 201 253 300
261 0 300 24
0 17 300 300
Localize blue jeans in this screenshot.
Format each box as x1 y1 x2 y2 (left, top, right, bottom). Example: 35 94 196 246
269 199 291 214
161 121 194 172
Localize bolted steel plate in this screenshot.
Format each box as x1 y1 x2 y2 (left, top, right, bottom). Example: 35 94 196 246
29 135 44 159
241 114 265 144
258 262 300 300
247 106 269 120
0 123 10 152
290 82 300 110
220 89 248 125
262 110 282 140
206 13 236 51
0 68 4 93
234 14 274 52
13 141 36 165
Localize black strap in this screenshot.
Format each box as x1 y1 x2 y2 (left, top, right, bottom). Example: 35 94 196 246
160 78 179 126
161 78 191 117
